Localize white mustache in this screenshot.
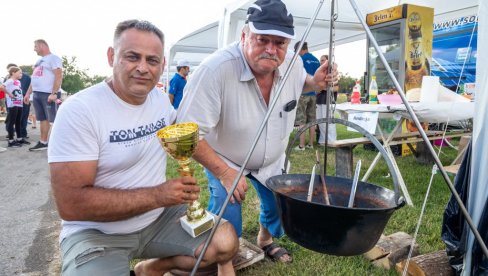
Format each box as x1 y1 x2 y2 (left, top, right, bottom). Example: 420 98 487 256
258 54 280 63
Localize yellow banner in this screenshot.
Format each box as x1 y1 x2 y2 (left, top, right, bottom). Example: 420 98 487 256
404 5 434 93
366 5 404 26
402 4 434 156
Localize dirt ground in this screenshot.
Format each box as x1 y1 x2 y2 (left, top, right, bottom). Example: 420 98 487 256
0 116 61 275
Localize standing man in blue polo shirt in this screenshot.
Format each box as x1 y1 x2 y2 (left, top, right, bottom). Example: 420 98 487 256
168 60 190 109
294 41 320 150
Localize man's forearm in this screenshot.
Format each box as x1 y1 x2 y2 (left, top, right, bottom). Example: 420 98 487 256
50 162 163 222
66 186 164 222
52 69 63 94
26 84 32 96
193 139 230 179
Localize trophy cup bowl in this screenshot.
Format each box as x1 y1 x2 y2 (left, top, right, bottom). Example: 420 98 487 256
157 122 215 238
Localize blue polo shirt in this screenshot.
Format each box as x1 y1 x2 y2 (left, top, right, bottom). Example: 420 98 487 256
301 52 320 96
169 73 187 109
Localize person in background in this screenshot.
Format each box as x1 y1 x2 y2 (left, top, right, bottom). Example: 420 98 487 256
293 41 320 150
316 54 337 145
0 78 6 115
48 19 237 276
3 66 28 147
2 73 9 134
168 59 190 109
177 0 337 264
7 63 31 142
0 78 5 152
23 39 63 151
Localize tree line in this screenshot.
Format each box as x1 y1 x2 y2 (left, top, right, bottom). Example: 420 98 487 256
20 56 106 95
337 73 365 94
19 57 363 96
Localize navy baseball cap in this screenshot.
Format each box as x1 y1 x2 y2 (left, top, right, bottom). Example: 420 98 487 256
246 0 295 39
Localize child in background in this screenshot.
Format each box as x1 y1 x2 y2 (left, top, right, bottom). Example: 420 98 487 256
3 67 28 147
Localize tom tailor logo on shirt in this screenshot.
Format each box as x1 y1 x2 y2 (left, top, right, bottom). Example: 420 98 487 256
109 118 167 143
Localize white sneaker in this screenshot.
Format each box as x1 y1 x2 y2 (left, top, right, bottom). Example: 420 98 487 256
306 144 313 149
294 145 305 151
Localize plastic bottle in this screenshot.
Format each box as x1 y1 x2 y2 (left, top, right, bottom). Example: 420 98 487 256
351 80 361 104
369 76 378 104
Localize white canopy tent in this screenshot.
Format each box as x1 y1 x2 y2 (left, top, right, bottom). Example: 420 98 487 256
467 1 486 275
169 0 478 68
168 21 219 76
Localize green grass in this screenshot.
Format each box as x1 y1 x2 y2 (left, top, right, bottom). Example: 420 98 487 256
135 125 460 275
238 125 457 275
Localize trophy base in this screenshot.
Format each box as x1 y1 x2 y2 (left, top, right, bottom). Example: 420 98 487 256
180 211 215 238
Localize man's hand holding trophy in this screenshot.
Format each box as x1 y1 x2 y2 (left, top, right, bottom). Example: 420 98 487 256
157 122 215 238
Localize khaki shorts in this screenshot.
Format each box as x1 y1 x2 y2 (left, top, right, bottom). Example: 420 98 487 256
295 95 316 125
60 205 217 275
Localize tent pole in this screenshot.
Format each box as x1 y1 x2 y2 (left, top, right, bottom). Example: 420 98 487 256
348 0 488 259
190 1 326 274
323 0 335 177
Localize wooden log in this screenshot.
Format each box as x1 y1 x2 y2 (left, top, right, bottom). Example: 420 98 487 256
395 250 455 276
415 141 435 164
335 146 354 178
451 135 471 165
363 232 419 270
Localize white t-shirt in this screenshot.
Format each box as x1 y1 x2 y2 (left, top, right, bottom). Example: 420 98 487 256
48 81 176 241
31 53 62 93
4 79 23 108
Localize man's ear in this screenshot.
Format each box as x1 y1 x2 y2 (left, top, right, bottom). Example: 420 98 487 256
107 47 115 67
161 56 166 72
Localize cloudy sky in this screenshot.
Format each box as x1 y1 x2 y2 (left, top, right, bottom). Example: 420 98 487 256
1 0 365 79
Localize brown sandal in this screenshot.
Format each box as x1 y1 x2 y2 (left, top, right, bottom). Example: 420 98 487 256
261 242 292 263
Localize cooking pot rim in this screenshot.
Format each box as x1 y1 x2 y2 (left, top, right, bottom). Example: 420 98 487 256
267 174 404 211
271 187 399 211
284 118 404 204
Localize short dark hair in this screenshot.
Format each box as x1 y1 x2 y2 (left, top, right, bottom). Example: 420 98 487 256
114 19 164 47
294 41 308 52
34 39 49 48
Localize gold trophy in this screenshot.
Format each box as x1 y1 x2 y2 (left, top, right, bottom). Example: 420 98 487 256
157 122 215 238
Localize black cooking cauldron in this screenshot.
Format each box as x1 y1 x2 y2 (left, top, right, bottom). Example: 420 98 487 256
267 118 405 256
266 174 404 256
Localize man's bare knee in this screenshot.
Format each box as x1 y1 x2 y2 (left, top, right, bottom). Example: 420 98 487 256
215 222 239 259
197 222 238 263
